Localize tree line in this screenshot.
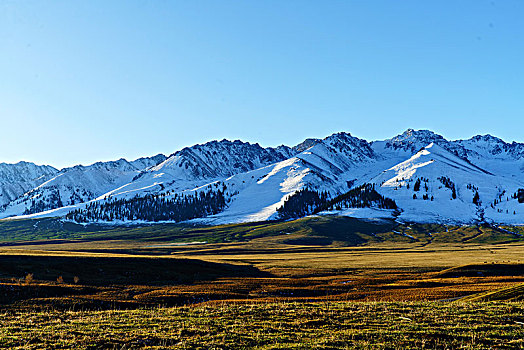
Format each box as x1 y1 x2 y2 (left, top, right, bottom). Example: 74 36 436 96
66 190 226 223
276 184 397 220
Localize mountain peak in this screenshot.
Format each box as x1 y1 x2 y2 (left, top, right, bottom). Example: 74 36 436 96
457 134 524 160
469 134 505 144
382 129 447 154
398 128 444 141
293 138 321 153
323 132 369 149
154 137 293 180
326 131 352 138
317 132 375 164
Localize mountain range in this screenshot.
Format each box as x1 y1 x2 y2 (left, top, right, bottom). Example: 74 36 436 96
2 129 524 225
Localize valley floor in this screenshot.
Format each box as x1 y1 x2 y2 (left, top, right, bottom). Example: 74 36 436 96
0 217 524 348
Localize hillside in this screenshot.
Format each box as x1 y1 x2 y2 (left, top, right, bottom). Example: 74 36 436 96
1 129 524 226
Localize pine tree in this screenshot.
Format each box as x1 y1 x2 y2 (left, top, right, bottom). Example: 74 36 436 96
517 189 524 203
413 178 421 192
473 191 480 206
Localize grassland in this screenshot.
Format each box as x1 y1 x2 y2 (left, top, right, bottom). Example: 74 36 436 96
0 216 523 348
2 302 524 349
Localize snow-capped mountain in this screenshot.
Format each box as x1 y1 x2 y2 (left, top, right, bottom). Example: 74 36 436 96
92 139 297 201
200 132 377 223
293 138 321 153
369 143 521 223
130 154 168 170
0 161 58 208
1 155 166 217
371 128 469 160
3 129 524 226
160 139 295 179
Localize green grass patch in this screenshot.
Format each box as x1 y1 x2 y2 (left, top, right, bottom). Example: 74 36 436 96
0 301 522 349
1 217 523 248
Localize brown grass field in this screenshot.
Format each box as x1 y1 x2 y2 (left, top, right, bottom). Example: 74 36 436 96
0 217 523 348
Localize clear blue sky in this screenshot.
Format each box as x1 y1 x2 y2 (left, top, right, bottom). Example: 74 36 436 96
1 1 523 169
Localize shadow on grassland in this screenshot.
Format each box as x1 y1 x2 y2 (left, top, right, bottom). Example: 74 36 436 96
0 255 268 286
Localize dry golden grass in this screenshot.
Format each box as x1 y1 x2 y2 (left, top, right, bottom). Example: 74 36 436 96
1 218 523 348
0 242 522 309
1 301 523 349
0 218 523 308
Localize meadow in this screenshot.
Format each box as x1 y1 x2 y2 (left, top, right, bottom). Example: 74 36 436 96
0 216 523 348
2 302 524 349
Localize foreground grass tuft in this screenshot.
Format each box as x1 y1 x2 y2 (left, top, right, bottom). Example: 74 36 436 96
1 301 523 349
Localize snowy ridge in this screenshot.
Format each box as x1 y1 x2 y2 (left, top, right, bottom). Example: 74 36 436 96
154 139 294 179
370 143 514 223
1 155 166 217
94 139 298 202
3 129 524 225
0 161 58 208
206 133 375 223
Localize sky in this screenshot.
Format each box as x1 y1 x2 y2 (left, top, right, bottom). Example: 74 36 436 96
1 1 523 169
